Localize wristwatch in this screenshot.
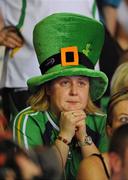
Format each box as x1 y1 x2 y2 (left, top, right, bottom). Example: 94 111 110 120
77 135 93 147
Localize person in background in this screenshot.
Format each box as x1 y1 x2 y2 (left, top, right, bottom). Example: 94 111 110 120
77 62 128 179
0 0 99 125
109 124 128 180
13 13 108 179
95 0 123 111
116 0 128 50
0 140 42 180
77 87 128 180
0 1 41 124
96 0 121 37
0 133 61 180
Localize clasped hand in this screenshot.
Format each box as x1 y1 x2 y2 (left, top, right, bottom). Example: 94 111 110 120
59 110 86 143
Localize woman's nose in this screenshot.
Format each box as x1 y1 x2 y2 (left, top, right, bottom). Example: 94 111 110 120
70 84 78 95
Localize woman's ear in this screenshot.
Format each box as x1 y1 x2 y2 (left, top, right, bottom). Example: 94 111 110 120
106 124 113 137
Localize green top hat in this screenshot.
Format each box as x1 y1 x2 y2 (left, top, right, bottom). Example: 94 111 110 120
27 12 108 101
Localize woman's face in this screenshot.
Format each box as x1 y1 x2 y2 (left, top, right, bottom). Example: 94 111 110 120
47 76 89 116
111 100 128 132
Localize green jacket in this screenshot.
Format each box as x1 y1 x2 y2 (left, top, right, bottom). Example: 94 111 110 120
13 107 108 179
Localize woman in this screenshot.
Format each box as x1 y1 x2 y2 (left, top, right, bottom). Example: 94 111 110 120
13 13 108 179
77 87 128 180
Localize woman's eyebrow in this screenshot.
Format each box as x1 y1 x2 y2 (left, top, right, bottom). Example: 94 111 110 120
119 113 128 116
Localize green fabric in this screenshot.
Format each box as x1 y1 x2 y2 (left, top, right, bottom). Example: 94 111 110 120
16 0 27 30
13 108 109 179
100 96 110 113
27 12 108 101
86 113 109 152
33 13 104 65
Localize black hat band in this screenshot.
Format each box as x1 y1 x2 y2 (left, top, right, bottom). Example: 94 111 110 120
40 52 94 74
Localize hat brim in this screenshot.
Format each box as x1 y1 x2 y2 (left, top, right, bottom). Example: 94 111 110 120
27 66 108 101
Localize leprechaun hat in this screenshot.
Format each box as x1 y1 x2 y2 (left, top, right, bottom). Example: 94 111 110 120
27 12 108 101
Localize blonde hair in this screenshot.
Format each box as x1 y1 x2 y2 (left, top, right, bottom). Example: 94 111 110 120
27 84 103 114
110 62 128 95
27 85 49 111
107 88 128 126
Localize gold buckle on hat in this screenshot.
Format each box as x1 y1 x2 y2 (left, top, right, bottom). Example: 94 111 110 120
61 46 79 66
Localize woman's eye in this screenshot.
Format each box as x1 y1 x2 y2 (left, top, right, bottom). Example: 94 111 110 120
78 81 86 86
60 81 70 86
120 116 128 124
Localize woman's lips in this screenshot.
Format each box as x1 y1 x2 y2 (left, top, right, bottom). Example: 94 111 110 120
67 101 79 104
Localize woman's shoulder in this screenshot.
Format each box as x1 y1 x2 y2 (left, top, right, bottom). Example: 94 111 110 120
13 108 49 132
89 112 107 118
87 112 107 127
14 107 46 123
14 107 38 118
77 153 109 180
